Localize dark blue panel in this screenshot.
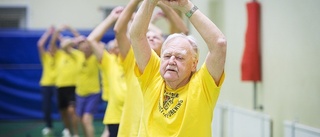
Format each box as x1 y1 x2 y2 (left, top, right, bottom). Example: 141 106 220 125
0 29 113 120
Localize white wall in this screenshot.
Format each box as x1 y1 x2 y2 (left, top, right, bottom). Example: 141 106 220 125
206 0 320 137
0 0 129 29
1 0 320 137
262 1 320 136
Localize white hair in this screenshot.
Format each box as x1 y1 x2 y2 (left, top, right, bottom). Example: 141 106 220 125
105 39 117 50
162 33 199 60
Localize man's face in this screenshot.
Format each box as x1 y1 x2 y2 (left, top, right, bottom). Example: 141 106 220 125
147 30 163 56
160 37 197 84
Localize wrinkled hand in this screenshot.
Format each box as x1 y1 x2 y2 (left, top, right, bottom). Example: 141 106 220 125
73 35 86 45
110 6 124 20
160 0 189 10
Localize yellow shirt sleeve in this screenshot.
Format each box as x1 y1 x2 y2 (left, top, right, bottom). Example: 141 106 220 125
100 51 126 124
122 47 135 73
117 47 146 137
134 50 160 94
99 50 114 101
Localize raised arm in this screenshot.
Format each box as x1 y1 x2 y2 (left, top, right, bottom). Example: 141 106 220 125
49 30 59 55
157 1 189 35
49 25 67 53
114 0 141 59
87 6 124 61
163 0 227 84
51 25 79 52
37 26 55 57
129 0 158 73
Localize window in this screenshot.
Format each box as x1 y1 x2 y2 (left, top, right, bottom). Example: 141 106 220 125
0 7 27 29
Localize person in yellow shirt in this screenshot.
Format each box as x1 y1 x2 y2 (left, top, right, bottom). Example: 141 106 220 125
87 6 126 137
53 25 81 137
37 26 58 136
129 0 227 136
114 0 188 136
73 35 101 137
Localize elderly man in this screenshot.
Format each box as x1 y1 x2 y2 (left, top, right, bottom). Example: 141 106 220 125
129 0 227 136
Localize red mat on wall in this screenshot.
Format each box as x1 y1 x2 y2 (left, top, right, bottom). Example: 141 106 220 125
241 1 261 82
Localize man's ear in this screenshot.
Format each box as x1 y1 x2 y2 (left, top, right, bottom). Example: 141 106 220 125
192 59 198 72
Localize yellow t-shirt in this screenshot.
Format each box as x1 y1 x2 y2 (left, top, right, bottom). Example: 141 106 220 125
118 48 144 137
134 51 225 137
76 54 100 96
100 50 126 124
55 49 82 88
39 52 57 86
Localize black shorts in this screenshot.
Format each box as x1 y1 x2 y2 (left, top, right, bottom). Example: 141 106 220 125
108 124 119 137
57 86 76 109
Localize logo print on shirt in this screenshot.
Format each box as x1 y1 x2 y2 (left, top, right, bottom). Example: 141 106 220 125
159 91 183 118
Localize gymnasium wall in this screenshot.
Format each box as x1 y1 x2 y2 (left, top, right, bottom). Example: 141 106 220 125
1 0 320 136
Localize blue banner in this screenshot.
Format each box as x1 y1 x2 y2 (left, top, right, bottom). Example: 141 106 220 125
0 29 114 120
